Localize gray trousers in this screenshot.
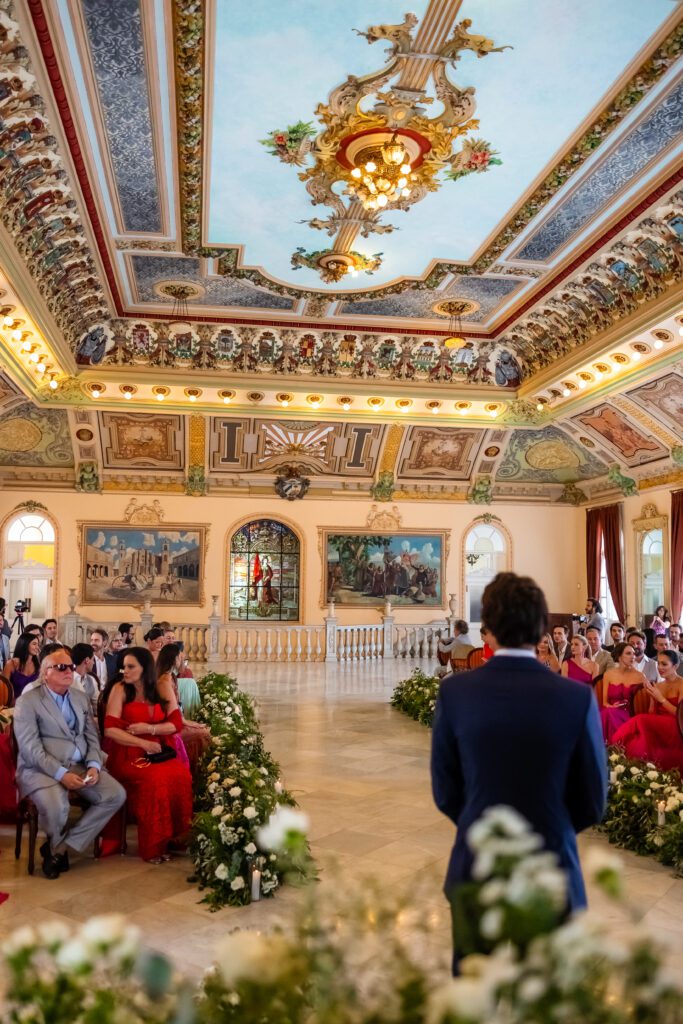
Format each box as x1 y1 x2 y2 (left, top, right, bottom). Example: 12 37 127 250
30 765 126 853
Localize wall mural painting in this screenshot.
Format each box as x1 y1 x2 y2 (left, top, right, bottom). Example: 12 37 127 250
81 524 205 605
573 404 667 465
229 520 300 621
323 530 446 608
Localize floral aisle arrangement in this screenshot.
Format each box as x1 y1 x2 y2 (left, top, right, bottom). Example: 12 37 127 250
190 671 310 910
602 749 683 871
3 808 682 1023
390 667 440 725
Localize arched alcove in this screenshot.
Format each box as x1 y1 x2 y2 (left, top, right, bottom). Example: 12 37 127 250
2 508 58 627
461 518 512 629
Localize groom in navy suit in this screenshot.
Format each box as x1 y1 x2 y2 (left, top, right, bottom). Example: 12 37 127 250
431 572 606 970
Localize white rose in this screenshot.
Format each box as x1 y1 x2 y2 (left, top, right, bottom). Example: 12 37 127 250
427 979 489 1024
80 914 133 947
209 772 220 782
230 876 245 891
36 921 71 947
56 939 90 969
244 842 257 855
256 805 310 851
480 907 503 940
243 806 257 820
211 805 224 817
519 975 546 1002
215 864 229 880
646 770 659 781
229 787 241 797
214 932 290 987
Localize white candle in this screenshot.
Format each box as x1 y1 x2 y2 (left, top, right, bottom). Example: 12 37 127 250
609 770 617 785
250 868 261 901
657 801 666 827
274 778 283 795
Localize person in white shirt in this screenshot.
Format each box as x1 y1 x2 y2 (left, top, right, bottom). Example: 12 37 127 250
452 619 474 649
71 642 99 716
42 618 60 643
585 626 614 676
628 631 658 683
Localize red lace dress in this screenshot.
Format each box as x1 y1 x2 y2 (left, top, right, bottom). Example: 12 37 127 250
612 697 683 773
102 701 193 860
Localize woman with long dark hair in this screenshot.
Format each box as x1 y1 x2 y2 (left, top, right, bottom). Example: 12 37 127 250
5 632 41 697
651 605 671 638
156 643 210 769
102 646 192 862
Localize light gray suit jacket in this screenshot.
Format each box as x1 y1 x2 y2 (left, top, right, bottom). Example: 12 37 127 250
14 684 105 798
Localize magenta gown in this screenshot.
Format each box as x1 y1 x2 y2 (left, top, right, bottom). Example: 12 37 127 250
612 698 683 773
567 660 594 685
600 683 632 743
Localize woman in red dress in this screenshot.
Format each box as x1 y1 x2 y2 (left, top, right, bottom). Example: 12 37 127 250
612 650 683 772
598 642 646 743
103 647 192 862
561 635 599 686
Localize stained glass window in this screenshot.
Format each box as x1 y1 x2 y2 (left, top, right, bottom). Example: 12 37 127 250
229 520 300 621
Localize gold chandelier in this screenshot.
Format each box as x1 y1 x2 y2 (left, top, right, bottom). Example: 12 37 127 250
347 133 413 210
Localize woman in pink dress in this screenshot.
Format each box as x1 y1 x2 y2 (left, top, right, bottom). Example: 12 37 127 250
599 642 646 743
650 606 670 638
561 635 598 685
612 650 683 772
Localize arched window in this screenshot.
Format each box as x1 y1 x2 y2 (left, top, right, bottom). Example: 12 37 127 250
3 511 56 621
229 519 300 621
463 521 510 628
640 528 664 619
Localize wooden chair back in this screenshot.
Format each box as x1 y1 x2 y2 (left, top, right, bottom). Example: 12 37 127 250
0 674 13 709
593 674 607 708
629 685 649 716
466 647 485 669
450 656 469 674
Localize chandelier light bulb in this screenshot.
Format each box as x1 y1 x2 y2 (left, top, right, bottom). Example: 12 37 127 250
223 396 230 404
11 329 22 341
365 161 376 173
281 399 289 407
351 167 361 179
400 163 411 175
458 407 467 416
594 370 603 380
401 187 411 197
397 177 407 188
36 361 46 373
342 402 350 411
678 324 683 336
536 403 544 412
30 351 39 363
431 406 439 415
376 194 388 207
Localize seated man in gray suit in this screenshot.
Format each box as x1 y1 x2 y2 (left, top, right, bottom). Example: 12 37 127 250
14 644 126 879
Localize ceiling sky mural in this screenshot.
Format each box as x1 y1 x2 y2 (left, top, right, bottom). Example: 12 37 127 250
208 0 675 288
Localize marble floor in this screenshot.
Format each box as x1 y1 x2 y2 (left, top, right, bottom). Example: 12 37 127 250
1 658 682 981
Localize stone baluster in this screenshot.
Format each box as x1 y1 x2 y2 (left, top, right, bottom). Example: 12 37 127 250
382 604 395 660
325 602 338 663
208 595 221 663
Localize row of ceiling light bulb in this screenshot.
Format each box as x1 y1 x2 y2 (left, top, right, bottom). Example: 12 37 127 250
86 382 503 417
534 329 680 410
1 311 60 389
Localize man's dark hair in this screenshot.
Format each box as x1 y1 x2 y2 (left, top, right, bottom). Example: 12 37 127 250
553 623 569 634
585 626 601 637
454 619 469 634
610 622 624 632
118 622 134 634
42 618 57 629
90 627 108 642
481 573 548 647
587 598 602 614
71 642 94 666
628 630 645 642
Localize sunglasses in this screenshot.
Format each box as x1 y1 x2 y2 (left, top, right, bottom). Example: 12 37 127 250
49 663 75 672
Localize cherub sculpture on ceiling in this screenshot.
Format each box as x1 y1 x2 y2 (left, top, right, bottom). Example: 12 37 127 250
260 11 509 283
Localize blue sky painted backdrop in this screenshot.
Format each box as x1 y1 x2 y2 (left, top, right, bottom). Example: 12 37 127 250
208 0 673 289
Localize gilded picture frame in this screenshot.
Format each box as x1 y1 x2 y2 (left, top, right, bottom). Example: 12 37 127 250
319 528 449 609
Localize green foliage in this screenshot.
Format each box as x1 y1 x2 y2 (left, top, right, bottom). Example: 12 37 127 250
390 667 440 725
190 672 311 909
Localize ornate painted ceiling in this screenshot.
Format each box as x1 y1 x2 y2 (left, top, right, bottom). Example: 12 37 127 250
0 0 681 504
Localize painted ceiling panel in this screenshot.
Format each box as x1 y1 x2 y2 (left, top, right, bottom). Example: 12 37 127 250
130 256 296 311
626 371 683 433
0 403 73 467
571 402 669 467
495 426 608 483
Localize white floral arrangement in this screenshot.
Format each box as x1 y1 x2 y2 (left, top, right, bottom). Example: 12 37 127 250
190 672 311 909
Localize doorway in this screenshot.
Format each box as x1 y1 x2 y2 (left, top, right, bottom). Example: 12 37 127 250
3 512 55 634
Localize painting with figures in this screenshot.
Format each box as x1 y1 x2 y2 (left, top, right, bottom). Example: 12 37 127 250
81 524 205 605
323 530 446 607
229 519 300 621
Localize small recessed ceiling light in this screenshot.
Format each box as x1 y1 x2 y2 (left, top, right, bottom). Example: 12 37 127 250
578 380 586 389
536 403 544 412
562 387 570 397
156 393 165 401
21 340 32 352
2 315 13 328
124 392 132 400
653 339 664 350
223 396 231 404
631 351 641 361
92 388 101 398
342 402 350 410
11 329 22 341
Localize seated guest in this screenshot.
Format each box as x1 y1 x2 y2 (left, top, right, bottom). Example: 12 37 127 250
599 642 646 743
560 635 598 685
13 645 126 879
24 623 45 640
612 650 683 773
585 626 614 675
108 632 125 657
103 647 192 863
70 643 99 715
536 633 560 673
156 643 210 769
602 622 625 654
5 632 41 697
551 624 570 663
628 631 658 682
144 627 165 662
118 623 136 648
650 606 670 638
0 673 17 820
90 629 118 690
479 627 495 661
653 634 670 665
0 613 10 671
669 623 682 648
42 618 60 643
452 619 474 649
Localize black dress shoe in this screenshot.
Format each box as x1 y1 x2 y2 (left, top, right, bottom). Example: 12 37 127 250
40 841 69 875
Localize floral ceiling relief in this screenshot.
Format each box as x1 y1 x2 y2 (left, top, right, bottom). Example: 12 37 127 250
0 402 73 467
496 427 608 484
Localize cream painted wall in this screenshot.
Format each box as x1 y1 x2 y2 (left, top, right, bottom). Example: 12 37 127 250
0 490 585 626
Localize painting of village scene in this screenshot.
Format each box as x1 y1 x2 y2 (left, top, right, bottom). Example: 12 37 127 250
323 530 446 607
81 525 205 605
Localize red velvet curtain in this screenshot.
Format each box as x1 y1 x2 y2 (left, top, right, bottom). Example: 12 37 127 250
672 490 683 625
585 507 602 602
585 504 625 622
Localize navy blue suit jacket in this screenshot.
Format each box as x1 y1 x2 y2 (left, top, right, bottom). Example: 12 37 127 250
431 655 607 911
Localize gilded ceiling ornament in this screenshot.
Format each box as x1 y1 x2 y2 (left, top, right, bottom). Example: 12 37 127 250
525 440 580 471
261 13 508 281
